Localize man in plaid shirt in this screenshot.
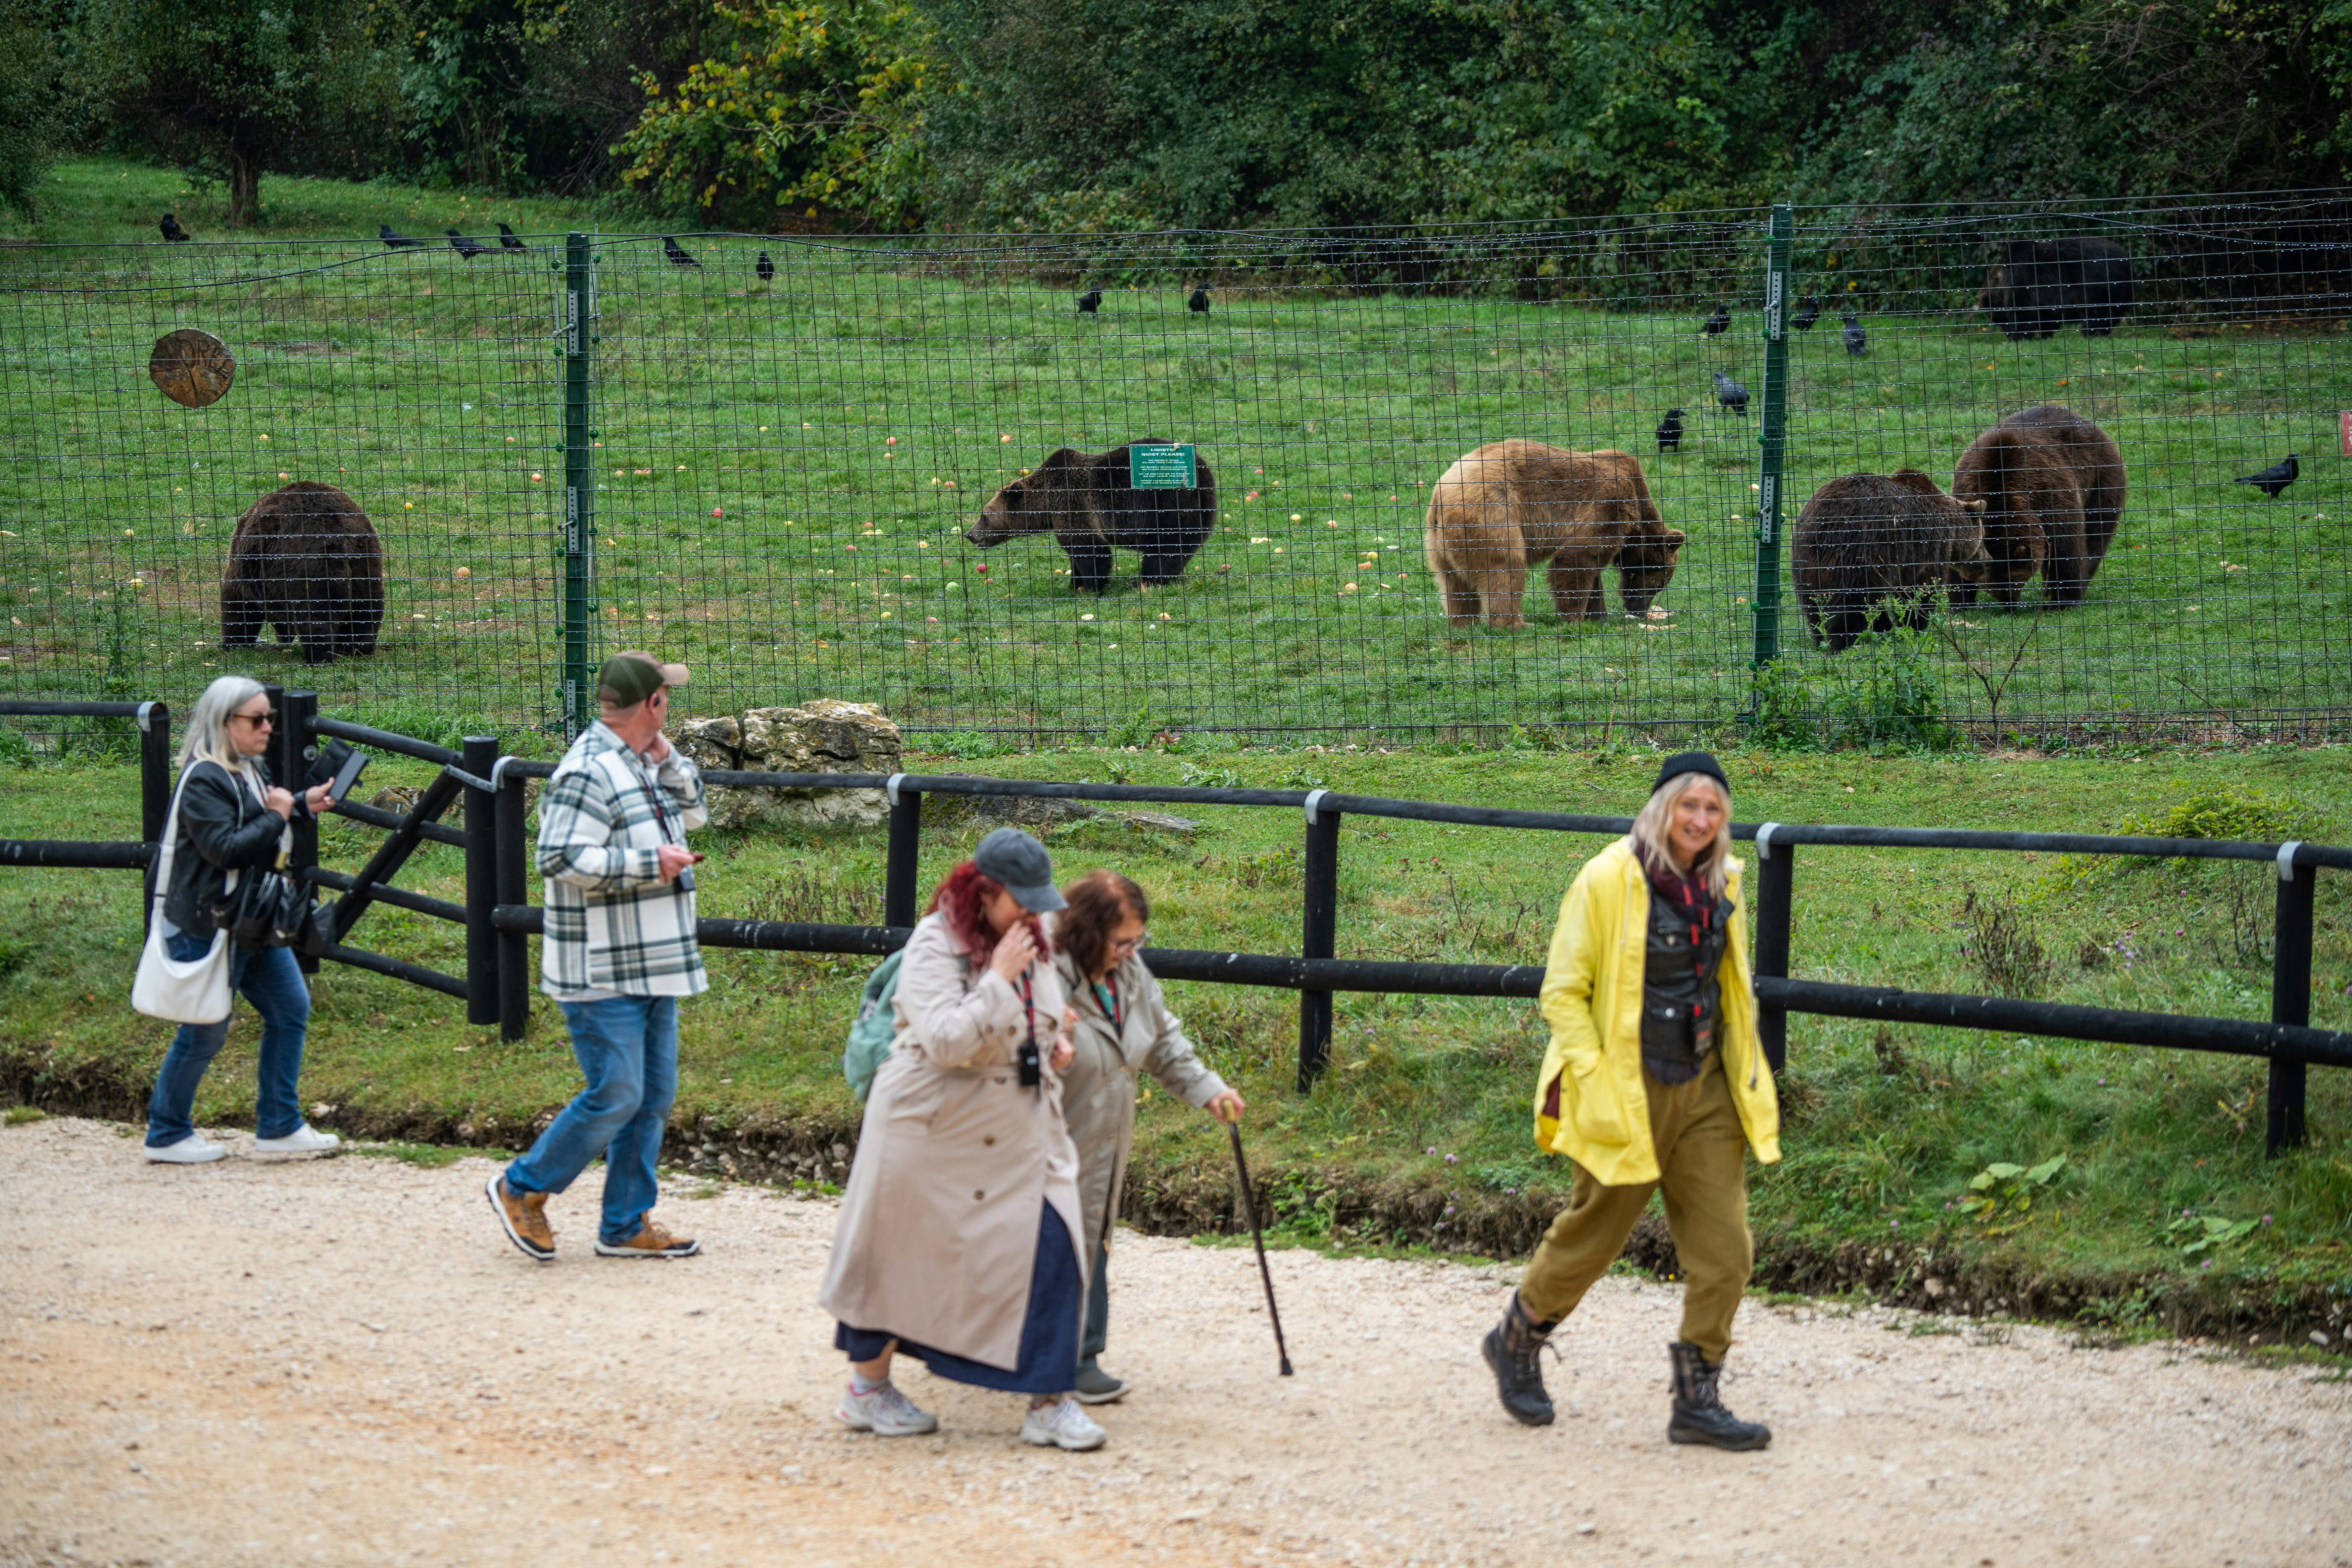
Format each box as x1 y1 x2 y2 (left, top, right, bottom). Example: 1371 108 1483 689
487 651 708 1262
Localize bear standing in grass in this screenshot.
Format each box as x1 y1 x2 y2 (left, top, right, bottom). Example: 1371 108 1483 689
220 481 385 664
1792 470 1989 653
1422 441 1686 628
1952 404 2127 608
966 440 1216 593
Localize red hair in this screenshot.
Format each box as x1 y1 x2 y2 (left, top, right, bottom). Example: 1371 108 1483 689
927 860 1050 970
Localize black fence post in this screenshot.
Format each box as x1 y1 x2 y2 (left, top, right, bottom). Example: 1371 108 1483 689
1753 823 1792 1075
462 736 500 1027
274 689 322 975
1299 790 1340 1091
2268 842 2314 1156
495 764 531 1041
884 775 922 928
136 701 170 845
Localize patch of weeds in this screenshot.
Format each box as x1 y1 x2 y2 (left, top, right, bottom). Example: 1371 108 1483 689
1956 1153 2067 1233
683 1183 724 1200
0 937 32 982
1959 887 2055 998
1818 619 1955 751
1235 844 1303 890
2159 1209 2262 1255
1180 761 1241 789
1904 1318 1961 1337
1744 657 1817 751
4 1106 47 1126
921 729 1016 760
739 864 882 926
349 1140 475 1169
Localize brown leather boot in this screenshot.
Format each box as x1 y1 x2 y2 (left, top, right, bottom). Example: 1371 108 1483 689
486 1175 555 1261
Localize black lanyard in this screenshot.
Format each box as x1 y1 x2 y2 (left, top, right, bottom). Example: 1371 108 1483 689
626 750 678 844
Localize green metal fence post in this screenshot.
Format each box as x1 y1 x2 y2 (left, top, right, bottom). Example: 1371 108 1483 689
561 233 596 738
1750 203 1794 675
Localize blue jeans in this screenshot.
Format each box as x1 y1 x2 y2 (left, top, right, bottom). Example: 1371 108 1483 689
504 995 678 1246
144 935 312 1147
1082 1237 1111 1365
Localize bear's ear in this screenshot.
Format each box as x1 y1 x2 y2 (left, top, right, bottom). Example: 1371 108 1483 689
1035 447 1081 473
1657 527 1688 548
1888 467 1941 496
1963 498 1987 514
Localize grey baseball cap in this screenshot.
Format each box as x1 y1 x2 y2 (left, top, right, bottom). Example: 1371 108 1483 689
973 827 1065 913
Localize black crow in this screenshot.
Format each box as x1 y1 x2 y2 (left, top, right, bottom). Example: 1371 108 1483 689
1842 313 1868 356
446 229 490 259
756 250 776 283
380 224 428 249
1792 294 1821 331
1712 370 1749 415
1700 303 1731 336
2233 453 2299 498
496 222 528 250
1077 289 1101 313
1656 409 1684 453
663 236 702 268
159 213 191 243
1187 287 1210 313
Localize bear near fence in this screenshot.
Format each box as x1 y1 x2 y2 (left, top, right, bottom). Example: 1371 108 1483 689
1979 238 2135 339
966 439 1217 593
1792 470 1990 653
1421 441 1686 629
219 482 386 665
1951 405 2129 609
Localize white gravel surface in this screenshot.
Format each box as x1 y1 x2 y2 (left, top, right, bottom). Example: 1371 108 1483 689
3 1116 2348 1568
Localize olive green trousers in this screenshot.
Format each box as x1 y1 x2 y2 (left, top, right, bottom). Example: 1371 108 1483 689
1516 1054 1754 1362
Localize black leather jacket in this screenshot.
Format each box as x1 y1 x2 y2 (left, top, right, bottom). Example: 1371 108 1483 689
154 759 293 935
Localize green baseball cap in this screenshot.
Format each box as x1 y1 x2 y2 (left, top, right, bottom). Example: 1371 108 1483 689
596 649 690 708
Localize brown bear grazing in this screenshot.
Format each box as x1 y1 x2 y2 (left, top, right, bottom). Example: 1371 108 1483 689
1422 441 1687 628
966 439 1216 592
220 482 385 664
1792 469 1990 653
1980 238 2134 339
1951 404 2127 609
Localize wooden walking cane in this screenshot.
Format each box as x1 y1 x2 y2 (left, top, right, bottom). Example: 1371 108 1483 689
1225 1119 1294 1376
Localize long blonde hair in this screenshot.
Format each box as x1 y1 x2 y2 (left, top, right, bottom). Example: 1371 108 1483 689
177 675 267 774
1628 770 1732 898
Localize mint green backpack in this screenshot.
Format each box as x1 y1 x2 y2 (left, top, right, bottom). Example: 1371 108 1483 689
843 951 906 1101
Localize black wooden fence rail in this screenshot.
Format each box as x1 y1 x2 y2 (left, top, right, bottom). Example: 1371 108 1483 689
6 692 2350 1155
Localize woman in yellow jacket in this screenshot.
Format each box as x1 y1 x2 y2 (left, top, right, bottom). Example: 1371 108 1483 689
1482 752 1780 1450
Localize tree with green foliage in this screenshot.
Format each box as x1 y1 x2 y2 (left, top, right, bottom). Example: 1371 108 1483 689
0 0 67 217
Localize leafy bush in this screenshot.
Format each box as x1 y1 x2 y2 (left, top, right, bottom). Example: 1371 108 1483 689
1744 657 1816 751
1818 619 1953 752
2114 786 2309 845
1956 1153 2066 1234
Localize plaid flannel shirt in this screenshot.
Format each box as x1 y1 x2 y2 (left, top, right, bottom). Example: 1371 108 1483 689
537 721 709 997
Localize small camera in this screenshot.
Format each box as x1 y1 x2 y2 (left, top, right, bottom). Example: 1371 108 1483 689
674 864 695 893
1018 1035 1041 1087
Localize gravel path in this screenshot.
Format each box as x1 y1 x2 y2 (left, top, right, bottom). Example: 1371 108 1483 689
4 1116 2347 1568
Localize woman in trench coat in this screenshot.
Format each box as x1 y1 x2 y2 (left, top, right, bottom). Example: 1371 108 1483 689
818 829 1108 1451
1050 870 1246 1403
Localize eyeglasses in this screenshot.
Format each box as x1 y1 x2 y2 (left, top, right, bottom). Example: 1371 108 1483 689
230 712 274 728
1111 929 1149 953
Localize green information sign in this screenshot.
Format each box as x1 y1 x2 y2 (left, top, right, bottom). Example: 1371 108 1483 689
1129 443 1198 489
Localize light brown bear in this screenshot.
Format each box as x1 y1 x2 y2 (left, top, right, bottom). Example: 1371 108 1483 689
1422 441 1686 628
1951 404 2127 608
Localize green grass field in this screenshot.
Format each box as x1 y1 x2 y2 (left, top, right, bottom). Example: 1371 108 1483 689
3 158 2348 746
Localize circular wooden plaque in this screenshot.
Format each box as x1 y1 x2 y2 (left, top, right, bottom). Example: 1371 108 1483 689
148 329 236 408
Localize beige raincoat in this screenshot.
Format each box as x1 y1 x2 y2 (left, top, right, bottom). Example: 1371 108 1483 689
818 912 1082 1371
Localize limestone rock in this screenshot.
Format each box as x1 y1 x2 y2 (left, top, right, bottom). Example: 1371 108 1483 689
674 700 901 829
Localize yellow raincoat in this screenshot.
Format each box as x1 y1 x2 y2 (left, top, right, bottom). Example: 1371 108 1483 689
1532 837 1780 1185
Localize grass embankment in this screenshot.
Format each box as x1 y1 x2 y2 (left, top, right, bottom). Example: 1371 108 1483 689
3 742 2350 1345
3 157 2347 742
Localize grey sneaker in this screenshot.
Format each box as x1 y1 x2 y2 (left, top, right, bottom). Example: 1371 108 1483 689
1021 1397 1107 1451
835 1379 938 1437
1073 1360 1129 1405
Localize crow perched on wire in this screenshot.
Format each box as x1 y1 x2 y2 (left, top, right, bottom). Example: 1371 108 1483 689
756 250 776 283
2234 453 2299 497
1187 287 1211 313
1656 409 1684 453
1842 313 1868 356
446 230 491 259
1792 294 1821 331
159 213 191 243
496 222 528 250
1077 289 1101 313
663 236 702 268
1712 371 1749 415
380 224 428 249
1700 303 1731 336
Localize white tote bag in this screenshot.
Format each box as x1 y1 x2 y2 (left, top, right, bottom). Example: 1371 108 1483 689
131 766 235 1024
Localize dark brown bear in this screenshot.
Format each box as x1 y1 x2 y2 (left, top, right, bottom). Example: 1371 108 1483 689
1979 238 2134 339
220 481 385 664
966 439 1216 593
1951 404 2127 608
1792 469 1989 653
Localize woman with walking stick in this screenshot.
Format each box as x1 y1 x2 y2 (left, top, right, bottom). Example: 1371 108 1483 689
819 830 1107 1450
1051 870 1246 1403
1481 752 1780 1449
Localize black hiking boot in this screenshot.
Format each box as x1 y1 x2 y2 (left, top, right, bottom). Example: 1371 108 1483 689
1481 1293 1558 1426
1667 1340 1771 1451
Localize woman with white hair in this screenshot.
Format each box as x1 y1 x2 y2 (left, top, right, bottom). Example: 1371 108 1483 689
142 676 339 1164
1480 752 1781 1449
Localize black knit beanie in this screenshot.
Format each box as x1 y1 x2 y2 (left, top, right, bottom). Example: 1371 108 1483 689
1651 750 1729 796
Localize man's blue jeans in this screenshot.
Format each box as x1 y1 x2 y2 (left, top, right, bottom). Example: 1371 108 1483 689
145 936 311 1147
505 995 678 1246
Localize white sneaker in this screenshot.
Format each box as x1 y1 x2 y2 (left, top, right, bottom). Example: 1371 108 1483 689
143 1134 226 1165
834 1379 938 1437
1021 1397 1107 1452
251 1124 341 1157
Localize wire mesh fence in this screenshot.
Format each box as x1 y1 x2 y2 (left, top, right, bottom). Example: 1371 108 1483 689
2 192 2346 751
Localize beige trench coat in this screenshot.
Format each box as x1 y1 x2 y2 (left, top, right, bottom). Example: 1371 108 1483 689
818 913 1083 1371
1051 949 1230 1259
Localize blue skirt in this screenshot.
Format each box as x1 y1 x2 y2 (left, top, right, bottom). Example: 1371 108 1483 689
836 1201 1083 1394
